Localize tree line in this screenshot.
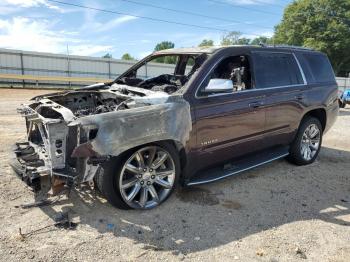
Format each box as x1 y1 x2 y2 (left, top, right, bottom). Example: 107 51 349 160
112 33 272 62
104 0 349 76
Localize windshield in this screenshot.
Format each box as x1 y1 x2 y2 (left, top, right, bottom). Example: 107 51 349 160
115 53 208 94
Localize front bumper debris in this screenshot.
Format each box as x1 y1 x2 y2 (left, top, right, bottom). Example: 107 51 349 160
10 142 49 191
10 141 77 193
11 102 77 192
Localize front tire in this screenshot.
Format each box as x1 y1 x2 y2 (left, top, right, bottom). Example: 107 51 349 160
98 143 180 210
288 117 323 166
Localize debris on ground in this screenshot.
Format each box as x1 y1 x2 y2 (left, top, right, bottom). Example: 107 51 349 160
15 199 53 209
256 249 265 256
17 212 77 240
295 247 307 259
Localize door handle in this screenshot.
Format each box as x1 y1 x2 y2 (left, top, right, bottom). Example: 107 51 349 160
249 101 264 108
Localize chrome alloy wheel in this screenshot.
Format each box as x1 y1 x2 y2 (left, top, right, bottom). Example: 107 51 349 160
119 146 176 209
300 123 321 161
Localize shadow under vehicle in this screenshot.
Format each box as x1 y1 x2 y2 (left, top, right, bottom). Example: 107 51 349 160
29 146 350 255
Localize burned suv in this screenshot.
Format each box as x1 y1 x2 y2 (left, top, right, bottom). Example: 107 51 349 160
11 46 339 209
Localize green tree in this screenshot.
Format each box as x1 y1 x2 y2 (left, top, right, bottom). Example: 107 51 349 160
198 39 214 47
221 32 256 45
274 0 350 76
221 31 242 45
121 53 135 60
102 53 112 58
251 36 272 46
236 37 251 45
154 41 175 51
153 41 176 63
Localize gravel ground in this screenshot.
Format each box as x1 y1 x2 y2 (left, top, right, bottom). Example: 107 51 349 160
0 88 349 262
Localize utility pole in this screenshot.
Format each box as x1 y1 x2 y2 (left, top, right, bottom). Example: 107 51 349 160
108 59 111 79
20 52 25 88
67 44 71 88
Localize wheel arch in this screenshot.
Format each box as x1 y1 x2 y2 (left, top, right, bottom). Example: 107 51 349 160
301 108 327 131
164 140 187 171
113 139 187 170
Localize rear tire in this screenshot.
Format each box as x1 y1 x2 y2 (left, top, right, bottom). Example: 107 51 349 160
97 142 180 210
339 100 346 108
288 117 323 166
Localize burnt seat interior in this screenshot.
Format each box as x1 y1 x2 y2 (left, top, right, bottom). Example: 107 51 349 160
213 55 252 90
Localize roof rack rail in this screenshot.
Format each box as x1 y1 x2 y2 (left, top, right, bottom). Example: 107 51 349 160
264 45 314 51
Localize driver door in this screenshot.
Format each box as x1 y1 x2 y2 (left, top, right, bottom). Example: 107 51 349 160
192 54 267 169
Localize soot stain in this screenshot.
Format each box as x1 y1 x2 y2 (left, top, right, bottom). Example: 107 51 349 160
177 187 242 209
220 200 242 209
176 187 220 206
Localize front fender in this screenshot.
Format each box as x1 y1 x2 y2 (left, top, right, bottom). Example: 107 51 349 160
70 100 192 158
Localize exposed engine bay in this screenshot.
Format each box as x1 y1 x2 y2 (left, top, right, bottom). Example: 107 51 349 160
30 84 171 118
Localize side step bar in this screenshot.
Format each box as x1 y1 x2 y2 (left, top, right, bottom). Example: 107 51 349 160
187 146 289 186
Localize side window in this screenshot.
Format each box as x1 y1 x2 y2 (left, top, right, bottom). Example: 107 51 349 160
198 55 252 96
184 56 195 75
299 53 335 83
135 63 157 79
254 52 304 88
136 55 178 79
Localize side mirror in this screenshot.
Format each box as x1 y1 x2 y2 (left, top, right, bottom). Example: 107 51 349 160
203 79 233 93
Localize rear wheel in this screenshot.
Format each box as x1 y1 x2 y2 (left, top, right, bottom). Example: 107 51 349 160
99 143 180 209
288 117 323 166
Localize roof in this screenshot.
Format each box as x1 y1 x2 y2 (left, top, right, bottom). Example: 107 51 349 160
152 45 315 55
153 46 224 55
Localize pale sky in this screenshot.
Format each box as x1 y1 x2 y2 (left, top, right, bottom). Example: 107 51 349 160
0 0 292 59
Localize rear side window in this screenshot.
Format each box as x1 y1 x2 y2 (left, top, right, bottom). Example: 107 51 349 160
297 53 335 84
253 52 304 88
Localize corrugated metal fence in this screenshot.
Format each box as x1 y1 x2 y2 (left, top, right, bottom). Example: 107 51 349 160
0 48 349 90
0 48 176 88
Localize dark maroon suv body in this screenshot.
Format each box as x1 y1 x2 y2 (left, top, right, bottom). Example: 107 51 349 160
178 46 338 184
12 45 339 209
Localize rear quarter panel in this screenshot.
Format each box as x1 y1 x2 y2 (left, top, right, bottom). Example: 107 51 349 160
303 82 339 133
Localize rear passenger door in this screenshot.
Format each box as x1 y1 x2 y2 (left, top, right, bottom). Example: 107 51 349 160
252 51 306 148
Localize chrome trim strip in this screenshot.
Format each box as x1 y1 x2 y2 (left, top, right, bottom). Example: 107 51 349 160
187 152 289 186
198 84 307 98
292 53 307 85
252 51 294 55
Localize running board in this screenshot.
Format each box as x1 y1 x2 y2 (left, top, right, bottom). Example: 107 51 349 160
187 146 289 186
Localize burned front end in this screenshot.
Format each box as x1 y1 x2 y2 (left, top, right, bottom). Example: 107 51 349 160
11 84 191 193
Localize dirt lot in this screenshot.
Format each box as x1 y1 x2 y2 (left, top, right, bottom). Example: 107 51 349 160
0 88 349 262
